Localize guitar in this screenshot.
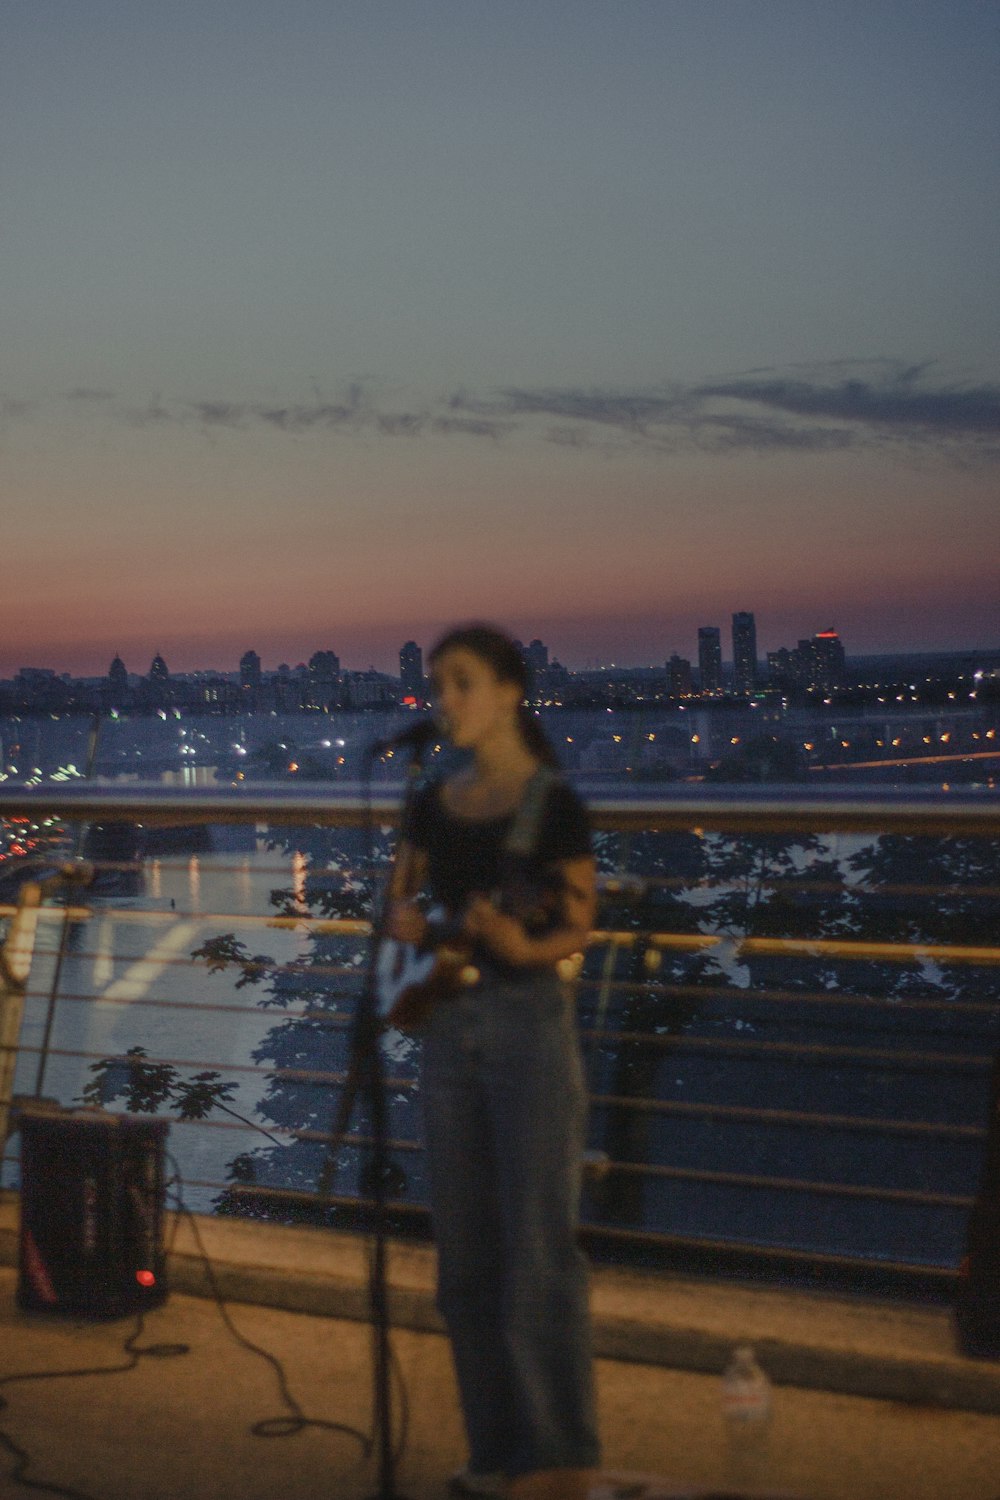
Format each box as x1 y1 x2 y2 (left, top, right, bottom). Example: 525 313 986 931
375 873 567 1032
375 907 479 1031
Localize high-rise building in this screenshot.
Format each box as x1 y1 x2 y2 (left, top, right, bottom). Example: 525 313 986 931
145 652 171 708
523 639 549 699
309 650 340 680
810 629 846 691
399 641 424 700
239 649 261 691
666 653 693 697
238 648 260 687
697 627 723 695
766 647 796 692
305 650 341 710
108 655 129 700
239 650 262 710
766 630 847 693
148 652 169 684
732 612 758 695
525 639 549 673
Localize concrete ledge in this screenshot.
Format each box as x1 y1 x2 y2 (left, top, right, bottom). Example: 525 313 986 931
3 1190 999 1415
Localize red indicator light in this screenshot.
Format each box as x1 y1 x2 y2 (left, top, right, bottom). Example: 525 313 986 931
136 1269 156 1288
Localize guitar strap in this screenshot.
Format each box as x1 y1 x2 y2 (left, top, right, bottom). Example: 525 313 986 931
500 765 561 864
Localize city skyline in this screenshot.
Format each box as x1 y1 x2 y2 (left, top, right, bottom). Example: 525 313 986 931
4 3 998 677
5 615 998 688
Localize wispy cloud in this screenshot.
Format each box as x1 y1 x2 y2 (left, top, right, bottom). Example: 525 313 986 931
694 370 1000 437
448 360 1000 459
191 401 248 428
122 395 176 427
11 361 1000 463
257 401 363 433
0 395 34 422
431 414 512 441
66 386 116 402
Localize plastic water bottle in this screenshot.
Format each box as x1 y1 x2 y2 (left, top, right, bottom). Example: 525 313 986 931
721 1345 772 1486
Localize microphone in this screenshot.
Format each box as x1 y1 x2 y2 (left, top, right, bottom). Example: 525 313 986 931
370 716 439 758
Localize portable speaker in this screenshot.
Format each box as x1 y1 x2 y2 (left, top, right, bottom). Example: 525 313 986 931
16 1104 169 1319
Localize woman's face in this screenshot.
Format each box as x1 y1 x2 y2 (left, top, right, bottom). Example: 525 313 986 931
430 646 522 750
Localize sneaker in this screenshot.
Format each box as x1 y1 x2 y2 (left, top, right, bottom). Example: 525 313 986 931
450 1467 506 1498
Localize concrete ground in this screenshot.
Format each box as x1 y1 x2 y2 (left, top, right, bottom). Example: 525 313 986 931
2 1199 1000 1500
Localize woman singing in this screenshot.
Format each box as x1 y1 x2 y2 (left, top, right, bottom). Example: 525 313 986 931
387 624 600 1500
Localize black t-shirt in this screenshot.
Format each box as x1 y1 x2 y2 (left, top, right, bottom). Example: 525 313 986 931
404 774 592 916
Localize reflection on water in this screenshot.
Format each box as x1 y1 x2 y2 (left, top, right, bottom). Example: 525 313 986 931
292 849 307 912
236 855 252 909
161 766 218 789
3 840 321 1210
92 916 114 989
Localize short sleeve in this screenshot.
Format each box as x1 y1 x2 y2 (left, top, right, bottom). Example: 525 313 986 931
536 781 592 864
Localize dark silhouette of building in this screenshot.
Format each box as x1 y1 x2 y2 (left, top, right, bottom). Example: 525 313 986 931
525 639 549 673
239 649 262 705
305 651 341 711
766 646 797 693
522 639 549 699
399 641 424 701
768 629 847 693
144 653 171 709
810 629 847 690
12 668 68 712
107 655 129 707
666 653 693 697
732 612 758 695
698 627 722 695
343 669 397 707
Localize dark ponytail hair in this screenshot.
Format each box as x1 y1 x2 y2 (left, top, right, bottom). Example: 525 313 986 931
428 623 561 769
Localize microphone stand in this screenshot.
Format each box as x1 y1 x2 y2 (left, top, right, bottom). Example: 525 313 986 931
319 738 425 1500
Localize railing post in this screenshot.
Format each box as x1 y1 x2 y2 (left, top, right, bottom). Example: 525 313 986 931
0 880 44 1145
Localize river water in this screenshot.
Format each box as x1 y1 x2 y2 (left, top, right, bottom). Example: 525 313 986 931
6 838 343 1212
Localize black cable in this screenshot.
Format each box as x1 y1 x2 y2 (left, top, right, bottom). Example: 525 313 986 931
0 1162 192 1498
0 1160 377 1500
0 1309 188 1500
164 1154 372 1458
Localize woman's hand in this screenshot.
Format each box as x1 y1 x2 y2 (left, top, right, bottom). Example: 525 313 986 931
464 857 597 970
464 896 535 966
386 900 429 947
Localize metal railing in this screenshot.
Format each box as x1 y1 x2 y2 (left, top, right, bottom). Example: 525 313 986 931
2 783 998 1298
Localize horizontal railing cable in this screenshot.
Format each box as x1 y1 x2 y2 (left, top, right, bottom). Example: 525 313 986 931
13 987 990 1072
588 1092 986 1138
11 1044 418 1092
581 1029 991 1072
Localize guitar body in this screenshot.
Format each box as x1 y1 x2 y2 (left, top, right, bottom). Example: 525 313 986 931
375 907 480 1031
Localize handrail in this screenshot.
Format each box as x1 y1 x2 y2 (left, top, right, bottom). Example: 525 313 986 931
2 782 1000 835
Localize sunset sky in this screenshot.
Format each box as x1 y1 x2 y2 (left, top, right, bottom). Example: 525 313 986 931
3 1 998 677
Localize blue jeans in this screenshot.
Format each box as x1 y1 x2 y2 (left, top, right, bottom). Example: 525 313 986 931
420 971 600 1480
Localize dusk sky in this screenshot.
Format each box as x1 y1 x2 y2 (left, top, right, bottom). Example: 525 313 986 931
4 1 998 677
